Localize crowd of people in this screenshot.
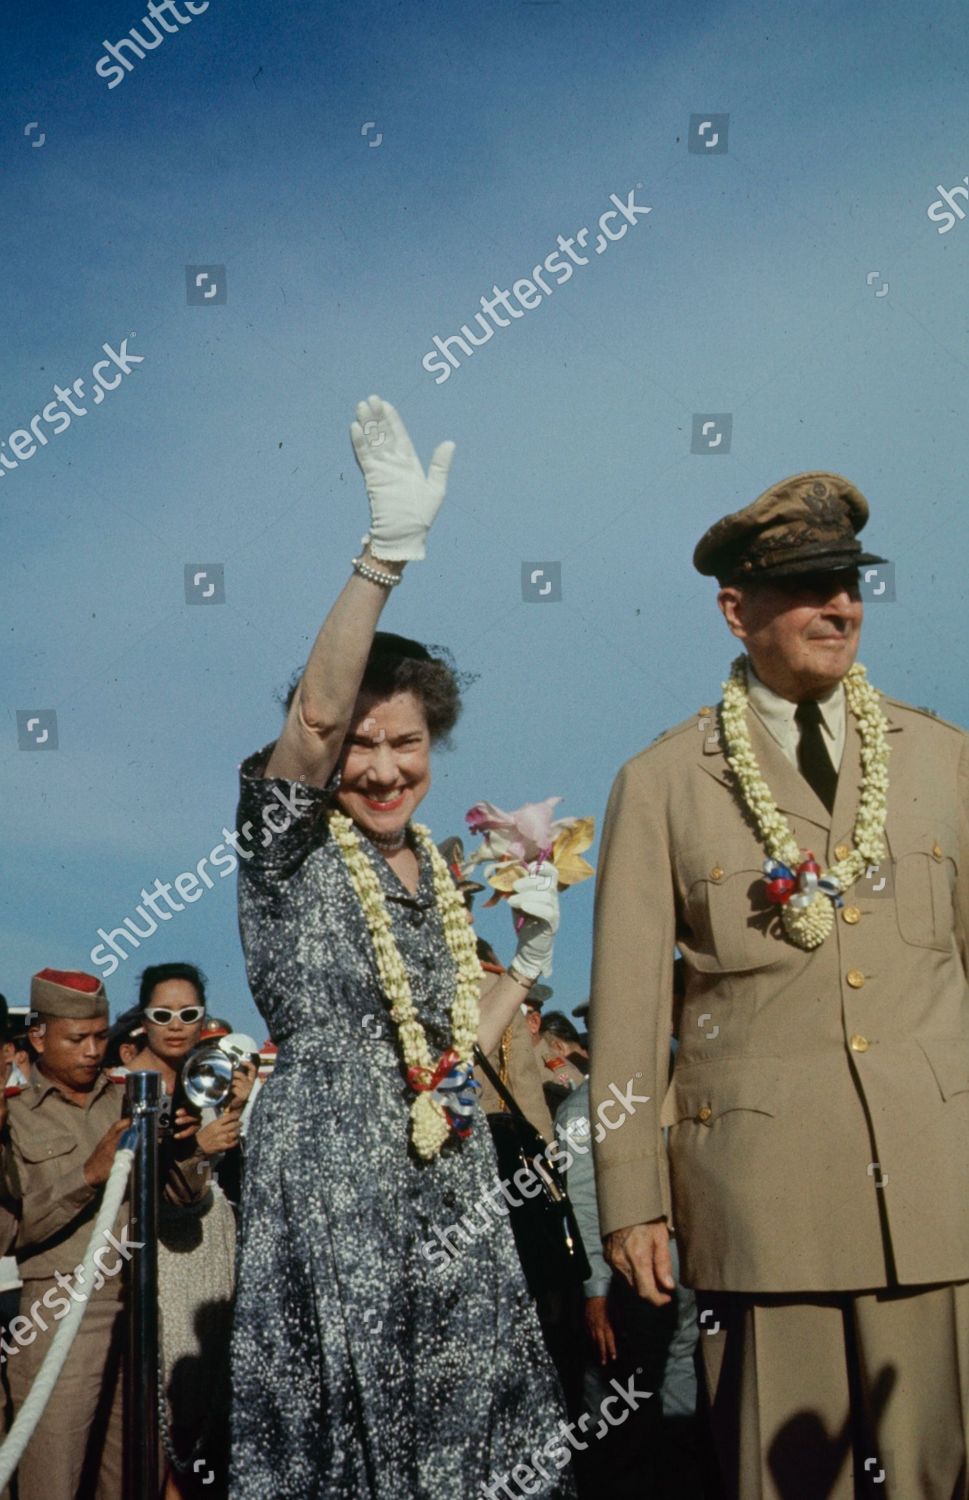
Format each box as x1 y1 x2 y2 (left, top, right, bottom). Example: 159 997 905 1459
0 944 701 1499
3 395 968 1500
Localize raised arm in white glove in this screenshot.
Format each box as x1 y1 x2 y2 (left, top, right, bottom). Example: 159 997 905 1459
350 394 455 562
508 861 561 980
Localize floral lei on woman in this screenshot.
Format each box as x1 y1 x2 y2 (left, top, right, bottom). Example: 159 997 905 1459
329 812 482 1159
720 655 891 950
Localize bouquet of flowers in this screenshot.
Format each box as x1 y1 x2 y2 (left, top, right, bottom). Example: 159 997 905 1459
463 797 595 908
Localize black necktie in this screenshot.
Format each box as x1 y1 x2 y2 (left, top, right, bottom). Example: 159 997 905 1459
795 700 837 812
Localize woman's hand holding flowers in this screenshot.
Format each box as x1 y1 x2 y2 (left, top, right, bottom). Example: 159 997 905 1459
508 860 560 979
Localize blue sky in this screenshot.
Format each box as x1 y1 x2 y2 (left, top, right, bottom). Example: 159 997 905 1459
4 0 968 1034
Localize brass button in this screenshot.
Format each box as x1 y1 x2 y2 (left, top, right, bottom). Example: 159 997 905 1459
834 842 852 862
846 969 866 989
709 866 724 882
850 1034 870 1052
842 906 861 925
697 1105 713 1123
699 705 712 716
932 842 944 859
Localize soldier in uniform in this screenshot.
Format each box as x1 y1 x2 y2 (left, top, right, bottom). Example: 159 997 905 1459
2 968 207 1500
533 998 585 1111
590 473 969 1499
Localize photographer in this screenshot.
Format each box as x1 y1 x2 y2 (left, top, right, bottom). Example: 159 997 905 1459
126 963 242 1497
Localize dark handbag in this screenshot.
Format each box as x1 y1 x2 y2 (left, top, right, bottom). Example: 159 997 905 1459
473 1046 591 1297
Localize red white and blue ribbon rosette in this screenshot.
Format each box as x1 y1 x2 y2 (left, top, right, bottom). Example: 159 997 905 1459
763 853 844 910
407 1048 480 1140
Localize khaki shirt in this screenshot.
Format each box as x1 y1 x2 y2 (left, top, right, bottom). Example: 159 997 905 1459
3 1070 208 1284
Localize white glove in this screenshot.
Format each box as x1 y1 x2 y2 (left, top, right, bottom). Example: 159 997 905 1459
508 861 560 980
350 394 455 562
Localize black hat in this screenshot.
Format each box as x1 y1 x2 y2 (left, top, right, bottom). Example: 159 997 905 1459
369 631 433 664
539 1010 581 1043
694 471 888 585
521 982 553 1011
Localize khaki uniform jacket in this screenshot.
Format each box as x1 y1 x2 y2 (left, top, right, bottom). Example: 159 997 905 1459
589 693 969 1293
3 1071 209 1285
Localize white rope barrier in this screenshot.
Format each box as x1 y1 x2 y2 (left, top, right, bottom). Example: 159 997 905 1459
0 1140 136 1490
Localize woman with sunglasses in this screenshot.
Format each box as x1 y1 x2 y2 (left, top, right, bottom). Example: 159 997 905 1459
229 397 572 1499
129 962 241 1498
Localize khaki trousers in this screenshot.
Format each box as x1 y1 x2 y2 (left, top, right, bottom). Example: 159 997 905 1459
696 1282 969 1500
7 1283 123 1500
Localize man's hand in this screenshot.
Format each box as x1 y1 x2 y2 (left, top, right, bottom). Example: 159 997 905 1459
584 1295 618 1365
82 1119 128 1187
604 1219 676 1306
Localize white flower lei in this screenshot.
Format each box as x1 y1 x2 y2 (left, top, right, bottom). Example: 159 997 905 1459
720 655 890 949
329 812 482 1158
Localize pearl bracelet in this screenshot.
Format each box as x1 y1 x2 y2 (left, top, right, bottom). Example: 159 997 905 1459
352 555 401 589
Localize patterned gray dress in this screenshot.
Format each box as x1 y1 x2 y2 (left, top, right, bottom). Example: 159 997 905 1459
229 748 575 1499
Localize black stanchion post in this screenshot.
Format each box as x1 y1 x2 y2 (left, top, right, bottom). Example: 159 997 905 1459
123 1070 161 1499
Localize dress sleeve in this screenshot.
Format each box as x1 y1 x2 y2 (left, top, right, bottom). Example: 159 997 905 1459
232 741 338 883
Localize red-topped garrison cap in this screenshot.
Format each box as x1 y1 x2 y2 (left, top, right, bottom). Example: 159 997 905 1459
30 969 108 1020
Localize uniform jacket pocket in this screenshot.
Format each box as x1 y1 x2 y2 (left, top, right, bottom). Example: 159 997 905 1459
660 1059 782 1127
16 1132 79 1165
889 818 958 951
917 1035 969 1100
681 842 786 973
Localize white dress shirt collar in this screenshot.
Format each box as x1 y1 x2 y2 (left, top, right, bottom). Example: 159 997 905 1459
745 660 846 770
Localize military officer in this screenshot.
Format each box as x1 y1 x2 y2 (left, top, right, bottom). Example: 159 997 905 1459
2 968 207 1500
589 473 969 1499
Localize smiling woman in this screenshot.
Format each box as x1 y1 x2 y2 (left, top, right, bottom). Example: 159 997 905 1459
229 395 572 1499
